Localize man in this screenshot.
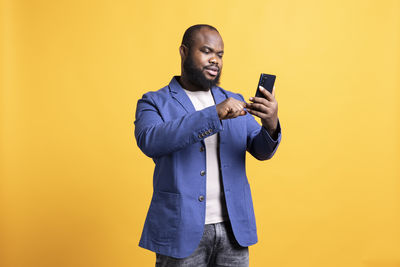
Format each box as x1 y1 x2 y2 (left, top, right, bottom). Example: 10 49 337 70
134 24 281 267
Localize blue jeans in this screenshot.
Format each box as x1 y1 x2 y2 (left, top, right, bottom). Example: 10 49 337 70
155 221 249 267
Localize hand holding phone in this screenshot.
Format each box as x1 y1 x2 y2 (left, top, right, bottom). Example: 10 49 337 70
247 73 279 138
255 73 276 98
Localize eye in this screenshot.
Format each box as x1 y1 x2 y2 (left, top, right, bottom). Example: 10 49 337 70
218 53 223 58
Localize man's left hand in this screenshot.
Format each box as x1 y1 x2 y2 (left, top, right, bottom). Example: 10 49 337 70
245 86 278 137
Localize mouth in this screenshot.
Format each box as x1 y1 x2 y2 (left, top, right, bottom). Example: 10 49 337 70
204 66 219 77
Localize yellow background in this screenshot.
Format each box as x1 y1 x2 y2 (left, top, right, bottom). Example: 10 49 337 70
1 0 399 266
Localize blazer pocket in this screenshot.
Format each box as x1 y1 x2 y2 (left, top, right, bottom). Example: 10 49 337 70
147 191 180 244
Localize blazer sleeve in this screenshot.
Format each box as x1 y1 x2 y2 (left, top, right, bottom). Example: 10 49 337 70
238 93 282 160
134 93 223 158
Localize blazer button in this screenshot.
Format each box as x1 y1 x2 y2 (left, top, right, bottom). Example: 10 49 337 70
200 146 205 152
200 170 206 176
198 195 205 202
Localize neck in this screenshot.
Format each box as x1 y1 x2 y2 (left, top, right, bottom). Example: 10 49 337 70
178 74 210 92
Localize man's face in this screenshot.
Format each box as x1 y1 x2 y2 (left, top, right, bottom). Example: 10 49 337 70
183 28 224 90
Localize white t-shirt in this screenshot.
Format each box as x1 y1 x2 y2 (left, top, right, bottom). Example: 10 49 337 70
183 88 228 224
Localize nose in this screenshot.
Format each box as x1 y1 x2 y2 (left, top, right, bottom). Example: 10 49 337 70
209 56 218 65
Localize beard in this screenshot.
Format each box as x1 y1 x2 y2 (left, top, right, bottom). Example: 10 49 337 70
183 53 221 90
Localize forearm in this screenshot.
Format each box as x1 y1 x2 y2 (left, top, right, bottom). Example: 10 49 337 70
135 103 222 158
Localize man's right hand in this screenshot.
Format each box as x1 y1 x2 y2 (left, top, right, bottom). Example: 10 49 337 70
216 97 247 120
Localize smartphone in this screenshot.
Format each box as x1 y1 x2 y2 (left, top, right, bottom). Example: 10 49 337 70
256 73 276 98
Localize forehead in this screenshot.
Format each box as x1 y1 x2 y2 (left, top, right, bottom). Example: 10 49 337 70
191 28 224 50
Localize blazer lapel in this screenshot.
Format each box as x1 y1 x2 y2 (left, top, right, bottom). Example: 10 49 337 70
168 76 196 113
210 86 227 105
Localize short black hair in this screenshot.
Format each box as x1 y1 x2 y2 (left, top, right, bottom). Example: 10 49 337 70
181 24 219 49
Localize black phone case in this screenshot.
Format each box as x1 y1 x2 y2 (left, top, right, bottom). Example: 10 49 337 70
256 73 276 98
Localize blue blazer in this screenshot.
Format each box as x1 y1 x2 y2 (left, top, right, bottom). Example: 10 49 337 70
134 76 281 258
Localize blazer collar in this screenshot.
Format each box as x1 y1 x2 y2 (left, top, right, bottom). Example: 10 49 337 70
168 76 227 113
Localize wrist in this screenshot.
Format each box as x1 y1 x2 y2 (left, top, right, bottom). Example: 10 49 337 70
262 120 278 137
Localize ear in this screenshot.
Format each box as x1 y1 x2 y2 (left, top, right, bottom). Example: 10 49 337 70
179 44 188 60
